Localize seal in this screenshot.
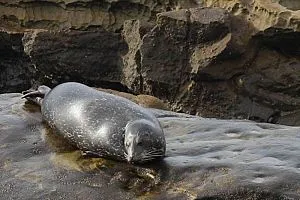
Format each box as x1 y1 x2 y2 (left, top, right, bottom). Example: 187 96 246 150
22 82 166 163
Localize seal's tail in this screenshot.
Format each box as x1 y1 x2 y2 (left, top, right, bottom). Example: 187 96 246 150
21 85 51 106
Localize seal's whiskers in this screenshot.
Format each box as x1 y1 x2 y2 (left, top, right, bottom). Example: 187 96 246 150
143 154 163 158
140 157 156 162
147 150 163 154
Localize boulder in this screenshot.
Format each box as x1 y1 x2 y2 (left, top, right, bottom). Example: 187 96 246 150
200 0 300 32
197 0 300 123
22 28 128 89
122 3 300 124
122 7 244 116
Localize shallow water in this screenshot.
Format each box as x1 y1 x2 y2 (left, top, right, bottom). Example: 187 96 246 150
1 93 300 199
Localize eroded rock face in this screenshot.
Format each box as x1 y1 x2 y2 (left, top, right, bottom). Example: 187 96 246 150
1 93 300 199
278 0 300 11
201 0 300 32
0 0 200 31
141 8 231 98
122 7 250 116
122 2 300 124
22 28 128 89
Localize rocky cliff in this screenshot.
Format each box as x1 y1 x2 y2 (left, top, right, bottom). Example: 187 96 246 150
1 0 300 125
0 0 199 31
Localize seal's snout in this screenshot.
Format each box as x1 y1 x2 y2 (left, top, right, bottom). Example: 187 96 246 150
127 155 133 163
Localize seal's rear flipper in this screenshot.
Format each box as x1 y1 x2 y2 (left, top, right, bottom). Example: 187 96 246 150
22 85 51 106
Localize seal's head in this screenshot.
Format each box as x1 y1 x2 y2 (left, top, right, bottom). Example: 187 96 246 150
124 119 166 163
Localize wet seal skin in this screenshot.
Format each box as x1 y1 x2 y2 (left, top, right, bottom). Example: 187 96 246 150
22 82 166 164
40 121 163 196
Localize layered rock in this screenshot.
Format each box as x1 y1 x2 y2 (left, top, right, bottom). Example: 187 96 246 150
201 0 300 32
121 7 250 116
0 0 200 31
122 1 300 124
198 0 300 122
0 31 32 92
0 0 199 92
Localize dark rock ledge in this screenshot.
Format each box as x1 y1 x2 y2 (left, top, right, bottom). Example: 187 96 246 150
1 93 300 199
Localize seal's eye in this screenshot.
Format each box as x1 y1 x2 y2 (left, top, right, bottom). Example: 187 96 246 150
137 141 143 146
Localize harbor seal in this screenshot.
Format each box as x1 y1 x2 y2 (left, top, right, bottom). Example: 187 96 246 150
22 82 166 163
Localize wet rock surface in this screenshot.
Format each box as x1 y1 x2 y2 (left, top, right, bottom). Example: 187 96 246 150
1 93 300 199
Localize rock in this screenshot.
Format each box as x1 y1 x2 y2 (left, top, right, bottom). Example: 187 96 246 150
0 31 32 93
121 3 300 125
201 0 300 32
0 0 200 31
278 0 300 11
2 93 300 199
135 94 169 110
122 7 242 116
128 7 231 95
22 28 128 89
234 48 300 116
121 20 154 93
96 87 169 110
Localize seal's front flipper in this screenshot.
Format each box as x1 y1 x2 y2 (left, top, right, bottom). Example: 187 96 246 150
22 85 51 106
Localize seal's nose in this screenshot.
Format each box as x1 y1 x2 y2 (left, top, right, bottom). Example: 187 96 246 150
127 155 133 163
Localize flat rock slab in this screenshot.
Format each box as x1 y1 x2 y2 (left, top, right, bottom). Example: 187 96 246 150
1 93 300 199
